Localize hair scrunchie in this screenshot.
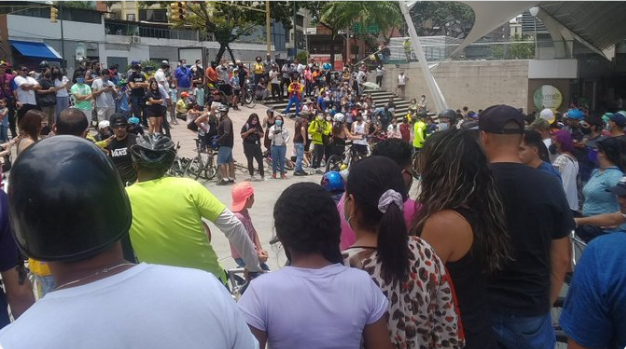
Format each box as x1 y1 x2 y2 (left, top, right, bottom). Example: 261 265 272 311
377 189 403 214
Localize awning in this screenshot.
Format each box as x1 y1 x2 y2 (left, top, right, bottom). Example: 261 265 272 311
10 40 62 61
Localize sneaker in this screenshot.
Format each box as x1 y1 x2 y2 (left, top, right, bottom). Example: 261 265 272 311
293 171 307 176
217 179 229 186
315 169 324 175
228 177 235 183
281 173 288 180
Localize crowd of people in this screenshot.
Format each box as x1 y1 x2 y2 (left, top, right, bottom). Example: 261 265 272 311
0 52 624 349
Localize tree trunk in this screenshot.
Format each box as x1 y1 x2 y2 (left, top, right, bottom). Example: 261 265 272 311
226 44 236 64
215 44 227 64
329 30 336 69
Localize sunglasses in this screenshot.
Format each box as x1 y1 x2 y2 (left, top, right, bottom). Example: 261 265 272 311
112 124 127 129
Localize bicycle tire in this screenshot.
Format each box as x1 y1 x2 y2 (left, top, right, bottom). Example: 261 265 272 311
244 91 256 108
285 159 295 171
205 155 217 180
186 157 204 180
325 155 343 173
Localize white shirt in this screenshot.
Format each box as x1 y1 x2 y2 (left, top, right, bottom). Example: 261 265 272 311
543 138 557 163
268 124 290 146
13 75 38 105
352 121 368 145
155 69 170 94
238 264 387 349
91 78 116 108
397 74 407 86
376 67 384 77
0 263 258 349
55 77 70 97
553 153 579 211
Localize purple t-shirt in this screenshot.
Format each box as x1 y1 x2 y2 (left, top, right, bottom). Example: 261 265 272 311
338 193 418 251
238 264 388 349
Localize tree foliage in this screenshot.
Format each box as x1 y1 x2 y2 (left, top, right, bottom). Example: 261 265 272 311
410 1 475 39
146 1 293 63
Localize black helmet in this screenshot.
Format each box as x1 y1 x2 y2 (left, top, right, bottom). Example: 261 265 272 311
130 134 175 171
438 109 457 123
8 136 131 262
38 60 49 70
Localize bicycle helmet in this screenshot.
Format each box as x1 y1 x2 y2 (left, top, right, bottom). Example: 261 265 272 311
98 120 110 130
210 135 221 150
128 116 140 125
438 109 457 123
217 105 230 114
38 60 49 71
321 171 344 193
334 113 345 123
130 134 176 171
8 136 131 261
566 109 583 120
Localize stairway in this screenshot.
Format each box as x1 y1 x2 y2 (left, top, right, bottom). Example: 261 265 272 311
262 88 412 119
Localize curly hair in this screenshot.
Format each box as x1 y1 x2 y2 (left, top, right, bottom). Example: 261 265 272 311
411 129 511 272
273 183 342 264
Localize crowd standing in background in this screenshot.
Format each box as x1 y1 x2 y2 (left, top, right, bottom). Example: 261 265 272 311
0 54 624 349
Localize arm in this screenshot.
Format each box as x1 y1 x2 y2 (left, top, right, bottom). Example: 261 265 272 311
363 318 394 349
550 236 571 305
212 209 262 272
0 268 35 318
575 212 626 227
36 83 55 95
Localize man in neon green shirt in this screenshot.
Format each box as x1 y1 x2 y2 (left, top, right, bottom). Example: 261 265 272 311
70 77 93 125
126 135 262 283
413 115 426 151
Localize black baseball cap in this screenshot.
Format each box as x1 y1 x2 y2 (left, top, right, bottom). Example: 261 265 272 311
478 105 525 134
110 114 128 127
609 176 626 196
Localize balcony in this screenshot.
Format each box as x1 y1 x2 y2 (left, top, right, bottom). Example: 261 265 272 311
105 20 200 41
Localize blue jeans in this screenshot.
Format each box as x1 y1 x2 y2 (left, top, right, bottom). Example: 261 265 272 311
234 258 270 271
271 145 286 174
217 146 233 165
0 126 8 143
284 96 300 116
294 142 304 173
491 312 555 349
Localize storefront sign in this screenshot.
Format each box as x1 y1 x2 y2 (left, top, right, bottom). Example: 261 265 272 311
533 85 563 110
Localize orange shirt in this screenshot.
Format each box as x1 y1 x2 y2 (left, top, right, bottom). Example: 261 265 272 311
205 67 218 83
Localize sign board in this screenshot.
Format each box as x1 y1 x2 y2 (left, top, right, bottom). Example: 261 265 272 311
533 85 563 110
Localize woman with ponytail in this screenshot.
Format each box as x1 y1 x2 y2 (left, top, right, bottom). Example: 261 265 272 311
343 156 463 349
238 182 393 349
411 129 510 349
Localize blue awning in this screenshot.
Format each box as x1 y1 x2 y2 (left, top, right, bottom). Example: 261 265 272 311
10 40 62 61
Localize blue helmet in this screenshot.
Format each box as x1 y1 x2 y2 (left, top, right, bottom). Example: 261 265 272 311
566 109 583 120
128 116 140 125
321 171 344 193
322 63 332 71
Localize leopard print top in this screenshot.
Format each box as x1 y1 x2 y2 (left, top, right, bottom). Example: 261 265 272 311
343 237 464 349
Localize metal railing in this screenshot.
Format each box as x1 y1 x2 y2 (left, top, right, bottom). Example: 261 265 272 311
105 21 199 41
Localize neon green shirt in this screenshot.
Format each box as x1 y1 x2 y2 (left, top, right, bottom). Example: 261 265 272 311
413 120 426 149
126 177 226 281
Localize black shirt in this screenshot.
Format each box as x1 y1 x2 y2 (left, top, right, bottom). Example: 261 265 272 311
36 78 56 107
128 72 146 97
217 115 234 148
488 162 574 316
241 123 262 145
107 133 138 185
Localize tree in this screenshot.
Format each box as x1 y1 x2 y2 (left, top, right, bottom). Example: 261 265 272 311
410 2 475 39
147 1 293 63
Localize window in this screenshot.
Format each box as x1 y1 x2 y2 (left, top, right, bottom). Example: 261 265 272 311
139 9 168 23
126 14 136 22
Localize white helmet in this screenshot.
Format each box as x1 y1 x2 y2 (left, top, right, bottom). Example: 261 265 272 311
98 120 110 130
334 113 345 123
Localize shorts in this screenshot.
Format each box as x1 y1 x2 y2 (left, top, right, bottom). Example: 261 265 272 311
217 146 233 165
145 105 166 117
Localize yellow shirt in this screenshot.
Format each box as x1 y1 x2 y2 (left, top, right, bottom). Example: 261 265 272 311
176 99 187 114
253 63 264 75
126 177 227 282
413 120 426 149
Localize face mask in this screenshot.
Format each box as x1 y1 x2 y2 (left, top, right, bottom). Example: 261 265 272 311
325 116 331 121
317 116 323 121
438 123 449 131
275 120 283 126
251 120 258 125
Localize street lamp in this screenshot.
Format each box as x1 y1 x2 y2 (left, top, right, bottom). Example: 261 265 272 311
529 6 539 59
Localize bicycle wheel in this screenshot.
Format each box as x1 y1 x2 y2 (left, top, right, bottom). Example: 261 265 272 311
205 154 218 180
186 157 204 180
244 91 256 108
325 155 343 173
285 159 295 171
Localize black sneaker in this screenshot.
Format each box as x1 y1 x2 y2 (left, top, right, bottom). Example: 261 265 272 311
293 171 305 176
217 179 229 186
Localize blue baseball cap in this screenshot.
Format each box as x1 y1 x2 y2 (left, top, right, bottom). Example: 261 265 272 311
609 112 626 128
566 109 584 120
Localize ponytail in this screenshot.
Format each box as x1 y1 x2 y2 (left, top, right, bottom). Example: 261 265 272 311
377 202 410 285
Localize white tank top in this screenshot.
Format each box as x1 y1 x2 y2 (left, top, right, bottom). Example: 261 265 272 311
353 122 367 145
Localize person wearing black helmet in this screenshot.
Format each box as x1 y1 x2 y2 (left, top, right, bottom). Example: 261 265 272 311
437 109 457 131
0 136 257 349
126 134 263 283
216 105 235 185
